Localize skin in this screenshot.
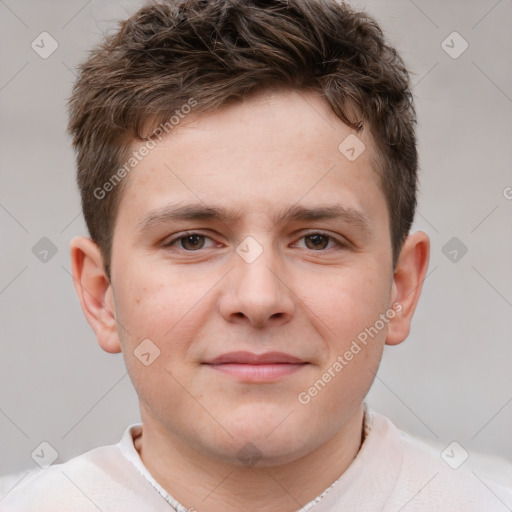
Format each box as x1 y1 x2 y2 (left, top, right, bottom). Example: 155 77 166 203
70 89 429 512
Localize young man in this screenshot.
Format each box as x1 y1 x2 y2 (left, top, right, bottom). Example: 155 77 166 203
3 0 511 510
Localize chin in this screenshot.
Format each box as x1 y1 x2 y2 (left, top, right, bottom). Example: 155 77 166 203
207 432 316 468
200 412 320 468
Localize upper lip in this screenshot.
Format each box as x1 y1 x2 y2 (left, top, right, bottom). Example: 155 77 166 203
205 351 306 365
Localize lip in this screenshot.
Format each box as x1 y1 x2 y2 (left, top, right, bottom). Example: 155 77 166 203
203 352 308 382
205 351 305 365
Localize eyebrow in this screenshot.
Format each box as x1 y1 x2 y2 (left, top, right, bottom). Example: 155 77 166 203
136 202 373 234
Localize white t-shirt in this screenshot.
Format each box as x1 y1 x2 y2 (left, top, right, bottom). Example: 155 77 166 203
2 408 511 511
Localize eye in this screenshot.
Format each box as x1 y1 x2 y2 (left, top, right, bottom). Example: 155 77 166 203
294 232 344 251
163 232 216 251
162 231 346 252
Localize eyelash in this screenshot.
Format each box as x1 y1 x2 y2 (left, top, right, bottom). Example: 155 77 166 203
162 230 347 252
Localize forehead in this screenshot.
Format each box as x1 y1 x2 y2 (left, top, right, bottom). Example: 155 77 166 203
116 89 387 234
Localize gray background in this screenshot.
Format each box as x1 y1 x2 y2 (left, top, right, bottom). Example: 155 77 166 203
0 0 511 481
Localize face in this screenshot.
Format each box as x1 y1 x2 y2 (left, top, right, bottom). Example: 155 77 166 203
102 90 400 465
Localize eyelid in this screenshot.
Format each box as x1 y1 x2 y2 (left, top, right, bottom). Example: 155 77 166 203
162 229 348 251
161 230 218 249
292 229 348 250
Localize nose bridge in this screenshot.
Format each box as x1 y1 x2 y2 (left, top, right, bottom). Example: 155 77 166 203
236 234 285 297
224 234 294 326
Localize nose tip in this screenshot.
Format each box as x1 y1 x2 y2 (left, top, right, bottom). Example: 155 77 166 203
220 254 295 329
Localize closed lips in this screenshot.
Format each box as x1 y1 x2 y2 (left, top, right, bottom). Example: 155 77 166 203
204 351 306 365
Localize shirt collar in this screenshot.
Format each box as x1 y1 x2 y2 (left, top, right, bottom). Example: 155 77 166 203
116 403 396 511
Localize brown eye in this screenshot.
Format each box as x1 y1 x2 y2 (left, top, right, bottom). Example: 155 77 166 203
180 234 205 250
294 231 346 252
304 234 330 250
165 231 343 253
163 232 218 252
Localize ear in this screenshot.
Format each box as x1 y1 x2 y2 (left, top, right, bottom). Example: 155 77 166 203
385 231 430 346
69 236 121 354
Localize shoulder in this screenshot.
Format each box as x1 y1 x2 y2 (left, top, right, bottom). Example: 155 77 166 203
372 412 512 512
0 429 170 511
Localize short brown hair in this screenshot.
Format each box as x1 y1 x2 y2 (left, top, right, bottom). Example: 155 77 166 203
68 0 417 277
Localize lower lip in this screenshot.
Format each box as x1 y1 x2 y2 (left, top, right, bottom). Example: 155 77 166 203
205 363 307 382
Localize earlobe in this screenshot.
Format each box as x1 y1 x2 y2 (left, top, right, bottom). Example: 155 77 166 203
69 236 121 354
385 231 430 346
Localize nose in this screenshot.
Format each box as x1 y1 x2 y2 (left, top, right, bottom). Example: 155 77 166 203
219 240 295 329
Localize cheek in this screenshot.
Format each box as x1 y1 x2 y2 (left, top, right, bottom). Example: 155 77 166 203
310 267 390 401
112 262 215 366
301 262 391 343
113 260 186 333
114 271 196 418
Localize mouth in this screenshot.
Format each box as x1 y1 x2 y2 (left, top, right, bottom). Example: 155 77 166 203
203 351 308 382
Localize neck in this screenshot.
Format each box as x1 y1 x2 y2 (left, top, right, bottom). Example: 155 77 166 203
136 405 365 512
